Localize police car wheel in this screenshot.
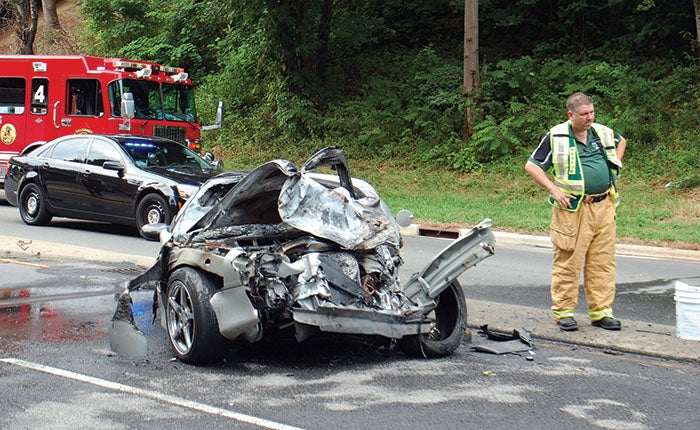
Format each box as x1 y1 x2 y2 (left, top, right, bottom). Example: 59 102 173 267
136 193 172 239
19 183 53 226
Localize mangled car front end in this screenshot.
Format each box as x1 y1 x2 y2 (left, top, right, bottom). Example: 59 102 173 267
110 147 495 364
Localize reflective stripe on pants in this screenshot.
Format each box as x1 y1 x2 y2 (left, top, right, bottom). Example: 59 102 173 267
550 197 616 320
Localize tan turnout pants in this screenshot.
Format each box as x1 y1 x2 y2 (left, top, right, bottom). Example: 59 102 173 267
549 197 617 321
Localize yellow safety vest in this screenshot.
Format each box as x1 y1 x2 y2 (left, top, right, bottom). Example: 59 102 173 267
549 121 621 211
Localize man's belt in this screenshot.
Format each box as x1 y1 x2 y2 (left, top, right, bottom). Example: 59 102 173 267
582 192 608 203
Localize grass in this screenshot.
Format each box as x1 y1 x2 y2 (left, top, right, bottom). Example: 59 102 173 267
217 150 700 250
350 158 700 250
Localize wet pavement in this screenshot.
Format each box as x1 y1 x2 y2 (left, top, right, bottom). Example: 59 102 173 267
0 251 143 354
1 231 699 363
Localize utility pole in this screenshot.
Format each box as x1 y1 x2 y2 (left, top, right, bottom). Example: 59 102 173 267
694 0 700 66
463 0 479 141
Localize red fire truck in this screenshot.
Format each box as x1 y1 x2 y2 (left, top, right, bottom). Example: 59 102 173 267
0 55 222 187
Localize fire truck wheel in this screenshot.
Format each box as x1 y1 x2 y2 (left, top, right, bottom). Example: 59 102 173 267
136 193 172 239
19 183 53 226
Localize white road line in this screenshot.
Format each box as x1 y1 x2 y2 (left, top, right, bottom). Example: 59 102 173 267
1 358 305 430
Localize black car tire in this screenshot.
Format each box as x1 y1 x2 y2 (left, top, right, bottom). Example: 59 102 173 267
136 193 172 239
18 183 53 226
165 267 229 364
398 280 467 358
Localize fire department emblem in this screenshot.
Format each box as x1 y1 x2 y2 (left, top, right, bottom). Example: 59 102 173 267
1 123 17 145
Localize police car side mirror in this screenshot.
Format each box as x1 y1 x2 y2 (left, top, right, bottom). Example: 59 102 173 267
103 160 125 177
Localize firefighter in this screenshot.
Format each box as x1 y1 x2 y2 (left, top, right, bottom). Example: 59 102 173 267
525 92 627 331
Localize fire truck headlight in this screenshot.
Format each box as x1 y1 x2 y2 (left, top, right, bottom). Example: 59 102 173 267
175 184 198 200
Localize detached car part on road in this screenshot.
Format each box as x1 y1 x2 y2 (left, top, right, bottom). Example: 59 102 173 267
109 147 495 364
4 134 222 238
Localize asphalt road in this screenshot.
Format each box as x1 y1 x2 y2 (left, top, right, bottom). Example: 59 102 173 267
1 243 699 430
1 201 700 429
2 199 698 328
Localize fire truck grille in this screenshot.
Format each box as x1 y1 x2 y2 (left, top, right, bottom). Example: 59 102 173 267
154 126 186 145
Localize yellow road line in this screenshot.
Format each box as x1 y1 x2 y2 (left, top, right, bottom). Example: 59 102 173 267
0 258 50 268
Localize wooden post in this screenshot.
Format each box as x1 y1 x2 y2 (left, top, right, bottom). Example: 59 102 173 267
463 0 479 141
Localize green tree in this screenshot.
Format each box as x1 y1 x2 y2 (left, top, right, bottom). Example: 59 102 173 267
42 0 60 29
76 0 699 179
79 0 226 76
694 0 700 64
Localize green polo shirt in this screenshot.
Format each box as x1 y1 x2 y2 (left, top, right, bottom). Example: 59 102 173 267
577 129 611 194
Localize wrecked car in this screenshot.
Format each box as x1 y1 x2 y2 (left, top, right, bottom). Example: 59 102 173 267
109 147 496 364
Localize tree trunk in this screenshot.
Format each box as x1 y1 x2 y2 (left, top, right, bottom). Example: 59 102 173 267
315 0 333 79
42 0 61 29
14 0 40 54
694 0 700 65
296 0 311 85
463 0 479 141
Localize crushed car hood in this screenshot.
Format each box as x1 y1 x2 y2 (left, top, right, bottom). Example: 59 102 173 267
278 172 398 250
185 147 400 249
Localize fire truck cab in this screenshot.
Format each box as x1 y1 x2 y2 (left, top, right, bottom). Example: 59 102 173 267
0 55 223 187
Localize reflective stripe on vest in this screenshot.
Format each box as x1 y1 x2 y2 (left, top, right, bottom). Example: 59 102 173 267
590 123 622 208
591 123 622 169
550 121 621 211
551 122 584 195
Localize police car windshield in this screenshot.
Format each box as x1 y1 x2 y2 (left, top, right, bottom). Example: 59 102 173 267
121 139 213 172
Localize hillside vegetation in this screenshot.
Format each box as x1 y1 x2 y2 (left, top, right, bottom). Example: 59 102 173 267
3 0 699 247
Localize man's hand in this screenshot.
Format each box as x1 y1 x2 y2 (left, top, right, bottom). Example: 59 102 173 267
549 188 575 209
525 160 574 208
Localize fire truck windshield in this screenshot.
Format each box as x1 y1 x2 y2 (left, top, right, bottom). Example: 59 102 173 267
163 83 197 123
121 79 162 120
108 79 198 123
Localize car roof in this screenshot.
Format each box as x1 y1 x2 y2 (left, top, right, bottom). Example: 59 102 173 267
46 134 184 147
101 134 184 147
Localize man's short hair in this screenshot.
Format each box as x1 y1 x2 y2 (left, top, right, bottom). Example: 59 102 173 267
567 92 594 112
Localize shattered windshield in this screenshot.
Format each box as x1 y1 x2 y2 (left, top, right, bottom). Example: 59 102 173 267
171 174 243 239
